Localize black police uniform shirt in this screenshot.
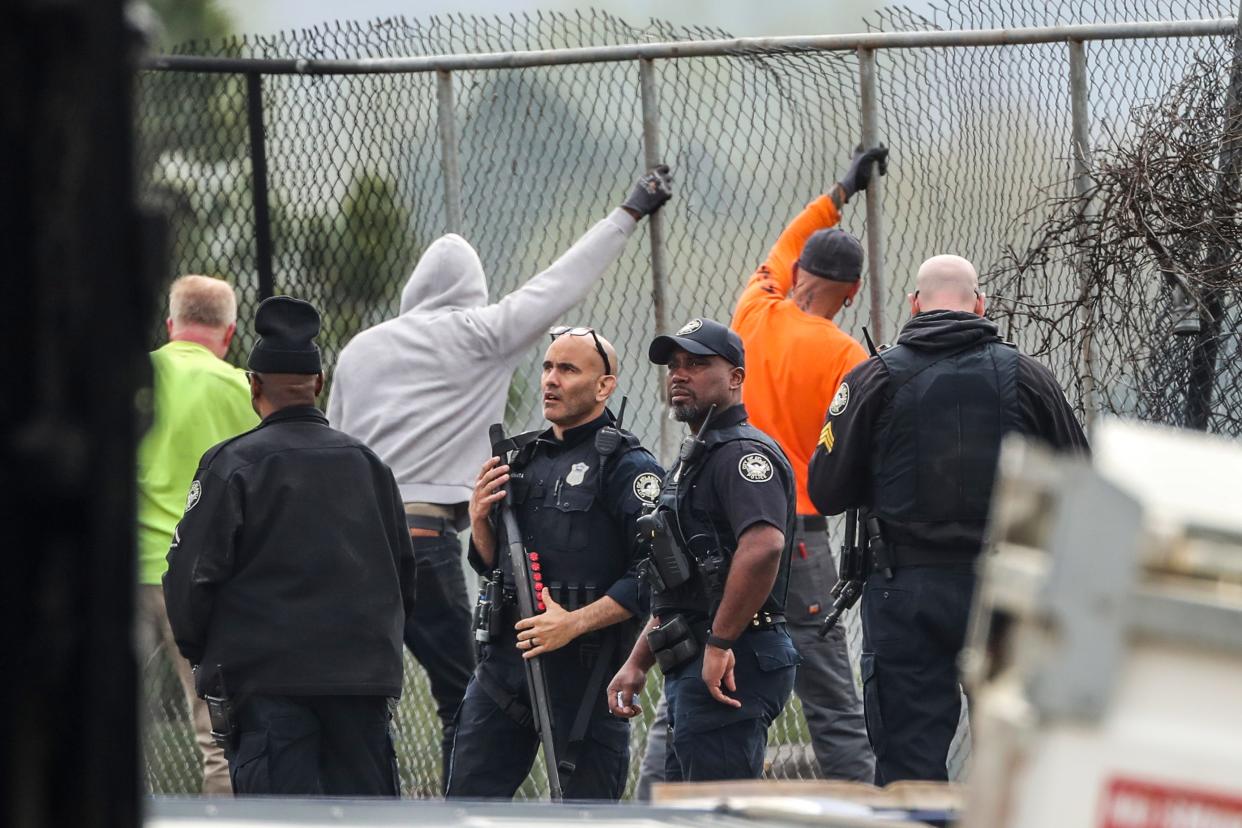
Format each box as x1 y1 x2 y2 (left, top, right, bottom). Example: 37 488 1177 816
653 403 796 623
467 410 665 698
163 405 417 700
808 309 1089 553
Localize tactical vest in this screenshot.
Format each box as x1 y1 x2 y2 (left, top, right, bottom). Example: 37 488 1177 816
653 419 796 617
504 425 645 613
870 339 1022 551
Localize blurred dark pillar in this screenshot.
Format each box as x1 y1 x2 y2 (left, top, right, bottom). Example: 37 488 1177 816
1 0 149 826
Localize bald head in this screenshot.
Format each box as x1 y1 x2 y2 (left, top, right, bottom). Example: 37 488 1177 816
547 329 620 380
598 333 620 380
911 255 986 316
542 328 621 436
166 275 239 358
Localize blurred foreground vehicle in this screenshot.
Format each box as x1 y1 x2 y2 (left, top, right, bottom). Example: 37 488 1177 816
964 418 1242 828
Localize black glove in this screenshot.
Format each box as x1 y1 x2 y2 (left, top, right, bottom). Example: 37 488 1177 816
836 144 889 204
622 164 673 218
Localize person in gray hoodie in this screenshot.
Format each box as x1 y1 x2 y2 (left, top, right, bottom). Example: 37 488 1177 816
326 166 672 790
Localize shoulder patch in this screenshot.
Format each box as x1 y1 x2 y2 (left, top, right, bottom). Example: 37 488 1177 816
829 382 850 416
633 472 662 503
185 480 202 513
738 452 774 483
677 318 703 335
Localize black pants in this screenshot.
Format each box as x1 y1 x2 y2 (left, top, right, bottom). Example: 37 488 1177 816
860 564 976 785
446 656 630 801
226 695 398 796
661 626 798 782
403 531 475 791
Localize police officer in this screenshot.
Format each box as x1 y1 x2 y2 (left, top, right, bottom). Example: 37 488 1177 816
608 318 800 782
164 297 417 797
808 255 1089 784
447 327 663 801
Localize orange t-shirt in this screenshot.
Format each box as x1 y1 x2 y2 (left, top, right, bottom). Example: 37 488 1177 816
731 195 869 516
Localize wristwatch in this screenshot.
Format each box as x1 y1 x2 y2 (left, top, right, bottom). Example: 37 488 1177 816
707 632 736 650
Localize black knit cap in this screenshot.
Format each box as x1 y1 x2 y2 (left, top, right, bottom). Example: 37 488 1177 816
797 228 864 282
247 296 323 374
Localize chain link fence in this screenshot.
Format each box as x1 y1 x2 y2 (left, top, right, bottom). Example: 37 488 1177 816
137 0 1241 800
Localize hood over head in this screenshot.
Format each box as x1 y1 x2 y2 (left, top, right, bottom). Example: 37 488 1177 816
399 234 489 315
897 309 1000 351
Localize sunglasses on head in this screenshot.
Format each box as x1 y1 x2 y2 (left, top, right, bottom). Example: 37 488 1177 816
548 326 613 376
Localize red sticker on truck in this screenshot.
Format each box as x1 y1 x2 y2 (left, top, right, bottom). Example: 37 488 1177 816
1100 776 1242 828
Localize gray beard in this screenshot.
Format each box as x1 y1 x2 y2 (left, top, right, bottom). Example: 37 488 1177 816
671 401 706 423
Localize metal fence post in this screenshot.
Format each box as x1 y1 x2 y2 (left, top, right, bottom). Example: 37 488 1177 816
245 72 275 301
436 70 464 234
857 49 887 344
1186 0 1242 431
1068 39 1100 433
639 58 675 464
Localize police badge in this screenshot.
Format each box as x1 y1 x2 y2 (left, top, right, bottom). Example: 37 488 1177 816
565 462 590 486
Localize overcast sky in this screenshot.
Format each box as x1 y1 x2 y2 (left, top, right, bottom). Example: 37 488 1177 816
217 0 937 39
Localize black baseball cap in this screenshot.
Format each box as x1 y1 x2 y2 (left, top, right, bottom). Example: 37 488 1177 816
648 317 745 368
797 228 864 282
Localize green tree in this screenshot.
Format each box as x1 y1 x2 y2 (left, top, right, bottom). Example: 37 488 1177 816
145 0 233 52
338 171 411 307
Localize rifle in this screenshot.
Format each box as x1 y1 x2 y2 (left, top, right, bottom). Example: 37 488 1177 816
862 326 879 357
489 424 564 801
818 508 866 638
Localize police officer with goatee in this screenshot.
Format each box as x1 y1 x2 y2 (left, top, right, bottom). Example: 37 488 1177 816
609 318 800 782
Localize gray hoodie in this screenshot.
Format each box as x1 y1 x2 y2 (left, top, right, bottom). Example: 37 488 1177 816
327 208 638 505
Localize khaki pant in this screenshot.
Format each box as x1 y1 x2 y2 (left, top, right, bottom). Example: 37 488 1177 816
137 584 232 795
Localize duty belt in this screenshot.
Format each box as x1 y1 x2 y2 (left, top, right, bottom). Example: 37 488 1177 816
661 610 788 638
879 543 979 569
749 611 787 630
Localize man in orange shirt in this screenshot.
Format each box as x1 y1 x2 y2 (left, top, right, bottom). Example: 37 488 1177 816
731 146 887 781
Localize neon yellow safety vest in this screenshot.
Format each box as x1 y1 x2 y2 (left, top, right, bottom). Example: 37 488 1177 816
136 340 258 584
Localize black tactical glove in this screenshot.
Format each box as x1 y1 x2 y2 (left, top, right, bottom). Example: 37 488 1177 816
834 144 889 206
622 164 673 218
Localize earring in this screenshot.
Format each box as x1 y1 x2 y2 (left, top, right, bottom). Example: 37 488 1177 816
843 296 853 308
